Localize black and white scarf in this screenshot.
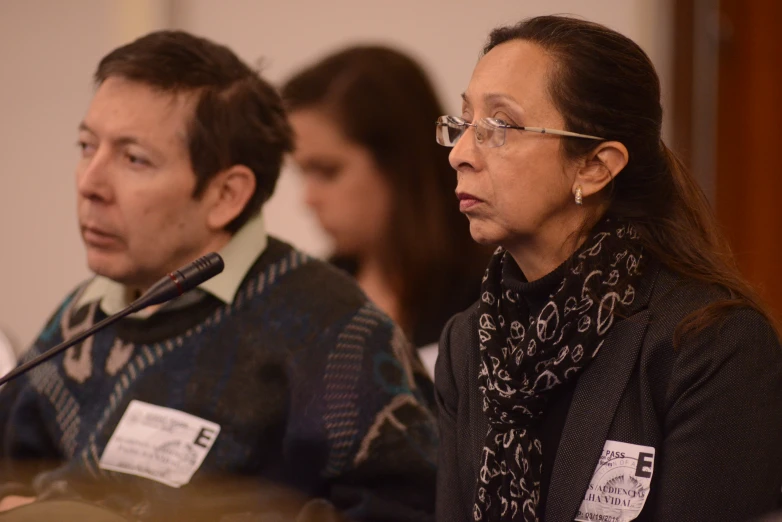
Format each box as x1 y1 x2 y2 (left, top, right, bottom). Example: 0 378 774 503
474 219 645 521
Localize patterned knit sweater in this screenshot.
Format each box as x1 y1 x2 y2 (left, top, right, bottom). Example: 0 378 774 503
0 238 437 521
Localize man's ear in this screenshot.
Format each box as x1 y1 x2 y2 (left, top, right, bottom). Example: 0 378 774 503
572 141 629 200
204 165 256 231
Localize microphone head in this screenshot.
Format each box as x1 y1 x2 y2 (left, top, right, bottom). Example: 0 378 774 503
173 252 225 290
130 252 225 311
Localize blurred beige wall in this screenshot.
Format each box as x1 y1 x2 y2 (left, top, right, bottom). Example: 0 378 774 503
0 0 672 353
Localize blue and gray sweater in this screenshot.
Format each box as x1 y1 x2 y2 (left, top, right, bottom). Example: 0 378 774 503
0 238 437 521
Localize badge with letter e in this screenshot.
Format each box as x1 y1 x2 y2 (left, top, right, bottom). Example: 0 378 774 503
575 440 655 522
99 400 221 488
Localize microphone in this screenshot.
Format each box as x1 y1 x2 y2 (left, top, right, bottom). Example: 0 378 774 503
0 253 224 387
126 252 225 312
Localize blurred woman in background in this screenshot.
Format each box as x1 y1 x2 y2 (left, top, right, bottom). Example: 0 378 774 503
282 46 490 374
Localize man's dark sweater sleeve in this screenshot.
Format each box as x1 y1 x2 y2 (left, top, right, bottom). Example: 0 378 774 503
317 306 437 522
0 294 76 498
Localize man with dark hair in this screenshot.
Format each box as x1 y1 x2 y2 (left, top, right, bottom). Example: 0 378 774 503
0 31 436 522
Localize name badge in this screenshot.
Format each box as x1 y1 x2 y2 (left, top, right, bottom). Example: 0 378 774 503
99 400 221 488
575 440 655 522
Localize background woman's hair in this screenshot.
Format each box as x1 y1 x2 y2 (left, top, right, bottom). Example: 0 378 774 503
483 15 777 340
282 46 490 344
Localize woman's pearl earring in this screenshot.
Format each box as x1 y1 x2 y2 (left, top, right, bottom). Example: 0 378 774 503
575 186 583 206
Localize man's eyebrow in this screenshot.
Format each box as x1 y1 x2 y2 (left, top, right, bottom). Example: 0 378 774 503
112 136 144 148
79 122 163 156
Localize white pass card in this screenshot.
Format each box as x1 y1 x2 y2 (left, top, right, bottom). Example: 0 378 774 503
575 440 655 522
99 400 221 488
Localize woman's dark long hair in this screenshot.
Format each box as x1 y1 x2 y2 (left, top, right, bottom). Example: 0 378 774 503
282 46 490 345
484 15 777 340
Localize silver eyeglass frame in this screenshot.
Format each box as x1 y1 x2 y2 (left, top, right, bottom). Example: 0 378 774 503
435 115 605 148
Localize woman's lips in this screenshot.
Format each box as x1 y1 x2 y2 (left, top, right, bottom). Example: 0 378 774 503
457 192 483 212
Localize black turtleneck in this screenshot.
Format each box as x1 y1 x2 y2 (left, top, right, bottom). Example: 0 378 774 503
500 256 579 515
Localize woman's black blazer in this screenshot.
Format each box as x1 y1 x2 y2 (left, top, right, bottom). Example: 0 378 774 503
436 263 782 522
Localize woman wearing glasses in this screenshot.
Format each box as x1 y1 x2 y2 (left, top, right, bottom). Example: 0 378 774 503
435 15 782 522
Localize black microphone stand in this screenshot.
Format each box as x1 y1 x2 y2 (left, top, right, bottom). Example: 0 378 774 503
0 302 144 387
0 252 224 387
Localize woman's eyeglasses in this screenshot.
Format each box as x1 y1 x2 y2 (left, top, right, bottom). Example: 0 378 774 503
435 115 604 148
